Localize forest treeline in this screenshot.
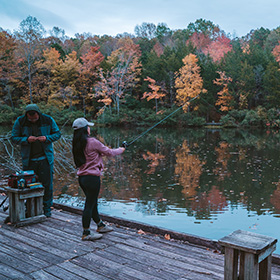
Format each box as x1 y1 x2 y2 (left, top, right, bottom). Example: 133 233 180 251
0 16 280 128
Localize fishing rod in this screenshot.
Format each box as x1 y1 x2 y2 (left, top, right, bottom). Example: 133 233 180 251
122 94 200 148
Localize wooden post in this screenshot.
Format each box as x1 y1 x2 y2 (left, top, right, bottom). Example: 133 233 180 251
219 230 277 280
224 247 238 280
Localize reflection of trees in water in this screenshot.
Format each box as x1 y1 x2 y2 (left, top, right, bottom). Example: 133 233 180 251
270 181 280 214
175 140 205 199
213 141 231 181
134 199 170 215
142 151 165 174
101 156 142 201
1 127 280 222
187 186 227 219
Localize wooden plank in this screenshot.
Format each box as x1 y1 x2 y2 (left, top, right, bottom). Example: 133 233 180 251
0 244 49 269
19 191 44 199
30 270 63 280
22 224 98 254
239 252 258 280
0 251 39 274
258 243 277 263
259 255 272 280
58 261 110 280
72 254 145 280
44 264 86 280
14 215 46 227
26 197 35 217
119 238 224 275
0 225 76 260
224 247 238 280
112 240 224 277
101 239 214 278
0 263 33 280
71 256 138 280
36 196 43 215
140 235 224 266
0 233 64 264
94 248 178 280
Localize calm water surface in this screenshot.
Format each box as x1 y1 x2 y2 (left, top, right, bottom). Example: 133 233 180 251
53 127 280 254
1 126 280 254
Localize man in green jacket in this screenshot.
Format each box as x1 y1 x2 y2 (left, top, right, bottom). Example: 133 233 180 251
11 104 61 217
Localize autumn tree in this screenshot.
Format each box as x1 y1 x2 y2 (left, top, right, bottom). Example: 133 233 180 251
175 53 206 112
94 38 142 115
0 31 19 109
14 16 45 103
78 46 104 114
204 35 232 62
48 51 80 108
142 76 166 113
32 47 61 102
213 71 234 112
272 41 280 64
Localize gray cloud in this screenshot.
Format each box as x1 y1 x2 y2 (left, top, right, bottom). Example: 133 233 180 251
0 0 280 37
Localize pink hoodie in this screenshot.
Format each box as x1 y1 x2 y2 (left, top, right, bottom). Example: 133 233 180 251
77 137 124 176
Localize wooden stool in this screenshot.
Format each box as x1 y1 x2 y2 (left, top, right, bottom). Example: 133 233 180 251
219 230 277 280
5 186 46 226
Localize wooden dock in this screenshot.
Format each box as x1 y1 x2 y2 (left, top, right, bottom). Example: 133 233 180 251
1 201 280 279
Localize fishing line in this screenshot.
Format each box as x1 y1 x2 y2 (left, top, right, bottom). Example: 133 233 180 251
123 94 200 147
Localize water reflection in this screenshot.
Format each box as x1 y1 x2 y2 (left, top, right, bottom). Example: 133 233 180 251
1 126 280 253
54 127 280 216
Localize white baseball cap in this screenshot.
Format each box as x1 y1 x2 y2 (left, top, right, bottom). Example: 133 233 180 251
72 118 94 130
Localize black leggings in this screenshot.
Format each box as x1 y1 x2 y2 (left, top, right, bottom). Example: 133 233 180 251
78 175 101 228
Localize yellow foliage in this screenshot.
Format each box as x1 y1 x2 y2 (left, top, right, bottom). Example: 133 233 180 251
175 54 206 112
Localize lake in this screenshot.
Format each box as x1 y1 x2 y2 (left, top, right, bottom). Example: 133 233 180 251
1 126 280 254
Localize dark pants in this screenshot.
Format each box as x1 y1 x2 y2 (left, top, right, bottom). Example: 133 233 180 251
24 159 53 214
78 175 101 229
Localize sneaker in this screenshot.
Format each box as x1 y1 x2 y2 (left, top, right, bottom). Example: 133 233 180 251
82 233 103 241
97 225 114 233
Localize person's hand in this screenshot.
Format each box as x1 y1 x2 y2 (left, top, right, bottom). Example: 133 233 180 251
27 136 37 143
120 147 125 152
37 136 46 142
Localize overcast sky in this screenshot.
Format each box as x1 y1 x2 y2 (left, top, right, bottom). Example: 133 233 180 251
1 0 280 38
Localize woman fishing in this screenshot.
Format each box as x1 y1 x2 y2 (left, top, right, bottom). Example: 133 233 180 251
72 117 125 241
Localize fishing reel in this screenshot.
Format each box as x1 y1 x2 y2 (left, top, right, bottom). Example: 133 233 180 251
122 141 128 148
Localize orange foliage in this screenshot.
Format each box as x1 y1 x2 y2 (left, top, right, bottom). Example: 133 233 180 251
272 41 280 65
175 54 206 112
40 48 61 70
214 71 233 112
142 77 166 102
80 46 104 75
